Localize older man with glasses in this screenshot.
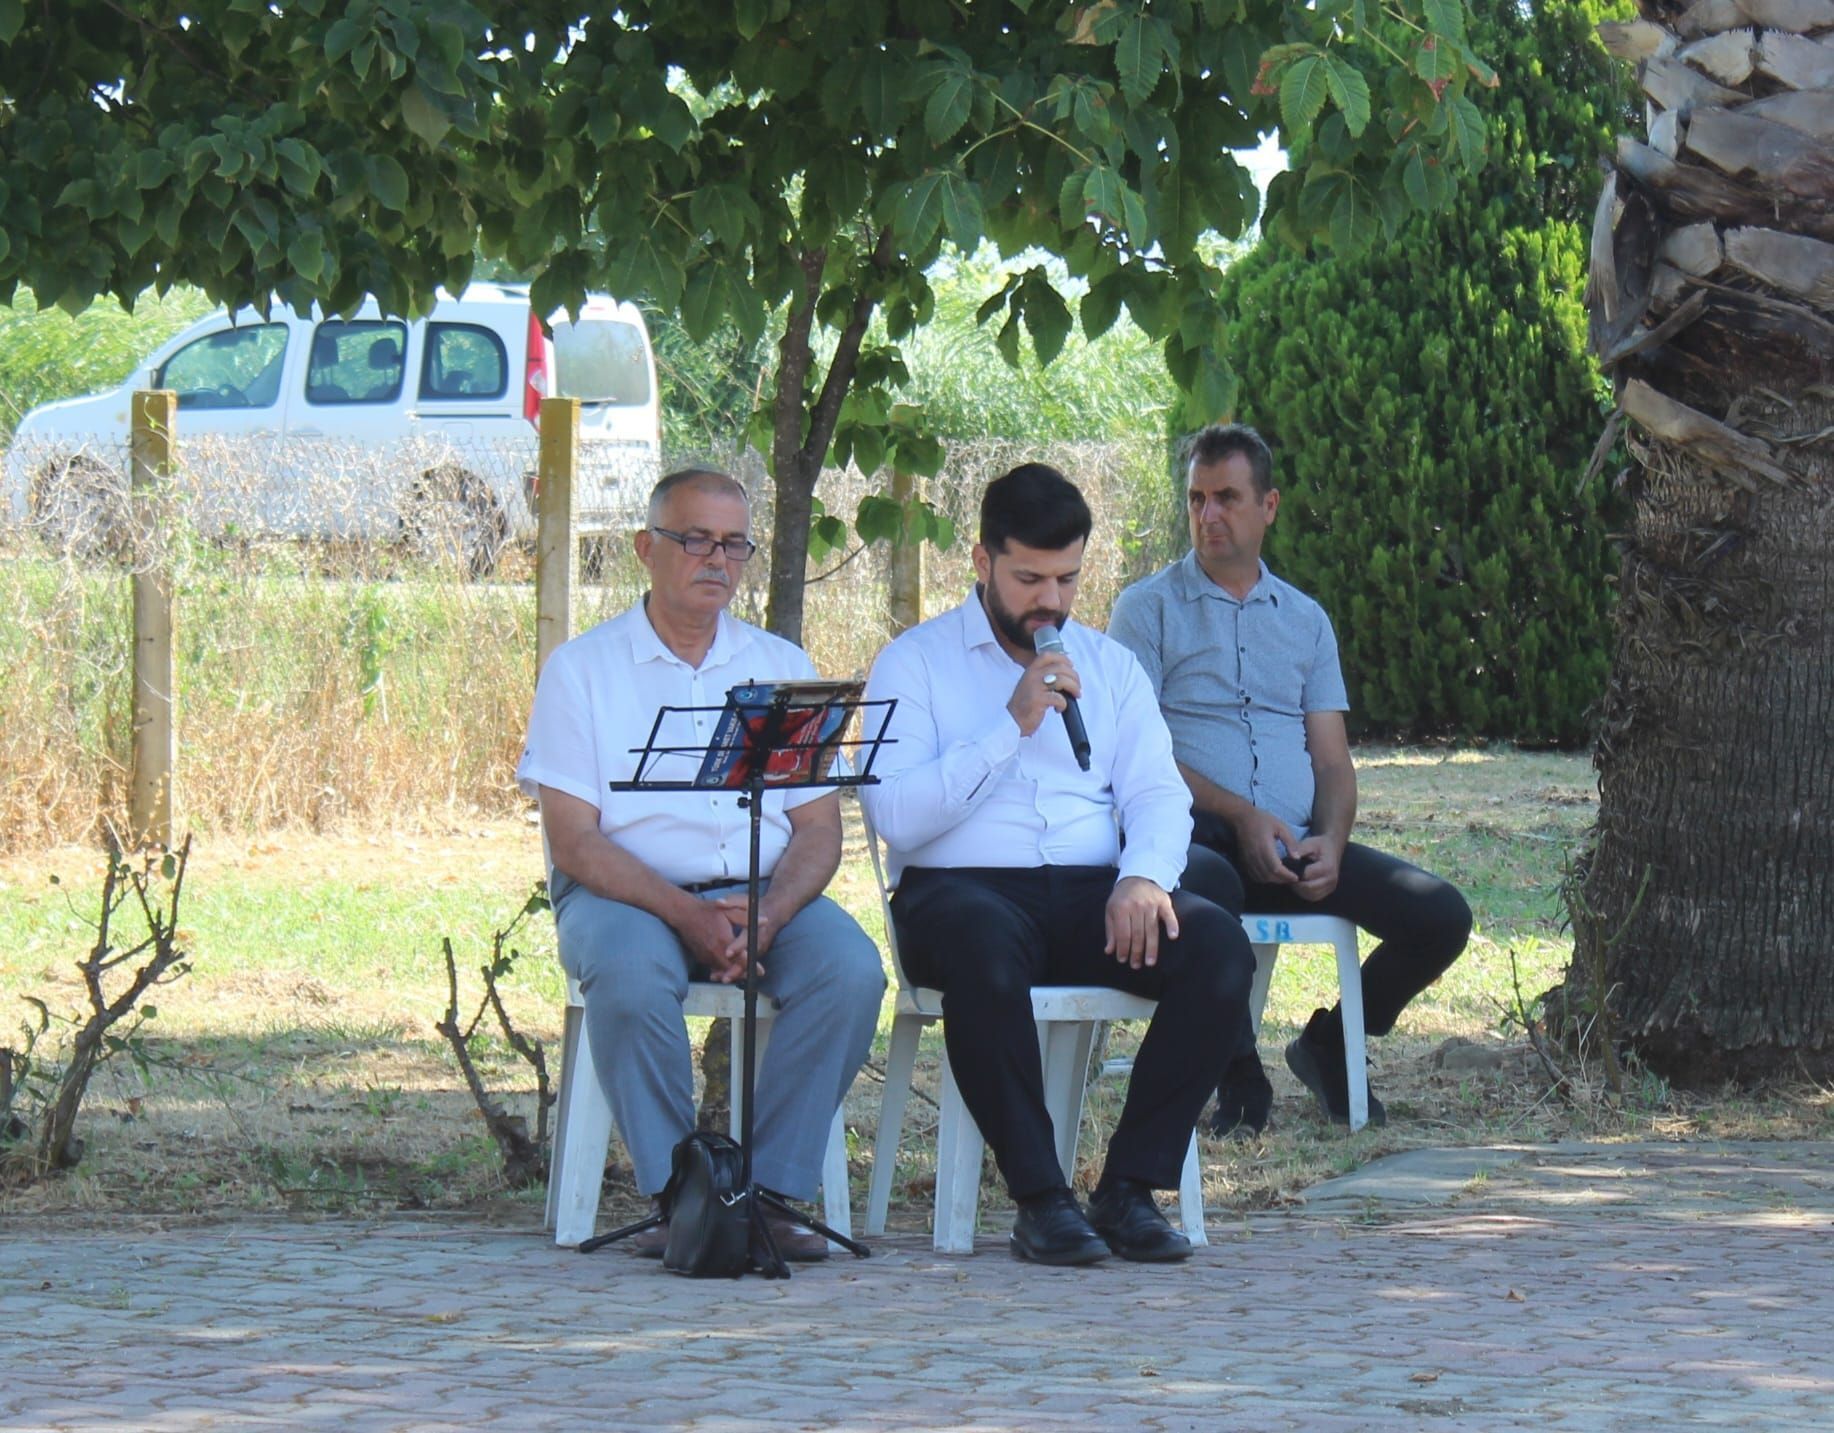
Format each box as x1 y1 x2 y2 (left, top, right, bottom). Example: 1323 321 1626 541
518 467 884 1257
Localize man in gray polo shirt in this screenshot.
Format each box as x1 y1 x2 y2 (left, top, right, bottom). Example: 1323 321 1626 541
1108 423 1471 1132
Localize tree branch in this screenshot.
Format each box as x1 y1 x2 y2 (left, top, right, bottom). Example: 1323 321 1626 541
771 247 827 481
801 227 895 472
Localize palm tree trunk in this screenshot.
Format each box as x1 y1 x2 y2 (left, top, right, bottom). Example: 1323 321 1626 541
1573 1 1834 1082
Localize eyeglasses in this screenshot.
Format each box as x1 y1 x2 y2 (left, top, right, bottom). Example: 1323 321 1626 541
650 526 758 562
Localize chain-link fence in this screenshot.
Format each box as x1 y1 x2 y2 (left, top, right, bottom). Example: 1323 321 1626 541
1 416 1180 851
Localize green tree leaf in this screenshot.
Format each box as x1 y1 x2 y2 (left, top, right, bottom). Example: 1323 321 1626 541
1328 178 1379 254
893 172 949 253
1279 55 1330 137
287 230 325 283
1415 36 1459 90
859 52 906 135
938 171 984 251
400 81 452 146
1018 275 1072 365
1424 0 1469 43
923 63 974 143
367 156 410 214
690 184 756 250
1448 94 1487 168
1113 12 1168 106
1321 55 1371 139
856 493 905 544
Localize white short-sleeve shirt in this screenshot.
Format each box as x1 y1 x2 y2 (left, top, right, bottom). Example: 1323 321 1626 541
516 602 826 887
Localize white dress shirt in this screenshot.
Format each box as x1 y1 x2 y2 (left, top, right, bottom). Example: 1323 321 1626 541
860 588 1192 890
517 602 826 887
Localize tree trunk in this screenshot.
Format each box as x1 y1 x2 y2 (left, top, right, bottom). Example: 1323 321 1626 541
763 232 891 643
1573 2 1834 1083
766 448 820 643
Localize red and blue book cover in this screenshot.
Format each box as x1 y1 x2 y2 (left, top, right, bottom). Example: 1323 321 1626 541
693 679 864 789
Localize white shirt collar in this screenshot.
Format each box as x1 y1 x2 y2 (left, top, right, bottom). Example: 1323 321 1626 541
958 587 1007 653
627 601 750 671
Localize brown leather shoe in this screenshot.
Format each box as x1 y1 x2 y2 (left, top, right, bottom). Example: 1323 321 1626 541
630 1201 669 1258
764 1209 831 1262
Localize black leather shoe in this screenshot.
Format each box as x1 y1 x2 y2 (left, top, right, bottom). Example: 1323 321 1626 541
1286 1007 1387 1127
1010 1188 1110 1266
1209 1050 1274 1139
1088 1178 1192 1263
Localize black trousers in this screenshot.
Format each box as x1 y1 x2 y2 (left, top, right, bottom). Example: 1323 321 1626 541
1184 814 1472 1039
891 865 1254 1199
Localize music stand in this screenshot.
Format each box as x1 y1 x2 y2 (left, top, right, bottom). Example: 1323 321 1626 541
577 682 896 1278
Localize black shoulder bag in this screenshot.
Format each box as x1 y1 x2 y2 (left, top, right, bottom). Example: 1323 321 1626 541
660 1131 754 1278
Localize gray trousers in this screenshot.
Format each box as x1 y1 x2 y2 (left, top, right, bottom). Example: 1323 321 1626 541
552 871 884 1201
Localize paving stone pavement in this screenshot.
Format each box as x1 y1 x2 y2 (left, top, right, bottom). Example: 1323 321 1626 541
4 1141 1832 1431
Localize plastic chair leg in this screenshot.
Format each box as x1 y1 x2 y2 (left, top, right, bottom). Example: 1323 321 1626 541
932 1053 984 1254
1247 942 1279 1035
1334 930 1370 1132
1040 1020 1096 1187
1177 1131 1208 1246
545 1002 583 1232
820 1107 852 1247
551 1011 617 1247
867 1013 924 1235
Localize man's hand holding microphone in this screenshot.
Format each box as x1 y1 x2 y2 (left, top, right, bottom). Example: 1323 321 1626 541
1011 623 1091 770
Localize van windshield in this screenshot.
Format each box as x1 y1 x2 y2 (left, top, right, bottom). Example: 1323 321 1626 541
552 319 651 405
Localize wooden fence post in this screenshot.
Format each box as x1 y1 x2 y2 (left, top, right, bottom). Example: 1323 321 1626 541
536 397 580 676
887 467 923 634
129 390 178 848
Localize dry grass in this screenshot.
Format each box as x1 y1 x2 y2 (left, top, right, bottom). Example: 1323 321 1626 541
0 437 1171 854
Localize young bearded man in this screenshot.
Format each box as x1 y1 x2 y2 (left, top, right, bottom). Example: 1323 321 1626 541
862 463 1254 1265
1108 425 1471 1134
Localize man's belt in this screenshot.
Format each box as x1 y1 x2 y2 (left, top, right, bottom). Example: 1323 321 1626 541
680 878 747 894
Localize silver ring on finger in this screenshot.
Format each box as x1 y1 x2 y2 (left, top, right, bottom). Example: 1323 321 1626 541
1042 672 1057 687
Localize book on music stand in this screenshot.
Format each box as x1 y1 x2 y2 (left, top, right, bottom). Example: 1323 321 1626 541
576 680 895 1278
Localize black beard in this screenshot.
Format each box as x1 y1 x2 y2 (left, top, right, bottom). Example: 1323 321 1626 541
982 581 1062 652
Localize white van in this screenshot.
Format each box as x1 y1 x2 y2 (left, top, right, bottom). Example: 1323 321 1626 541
4 282 660 576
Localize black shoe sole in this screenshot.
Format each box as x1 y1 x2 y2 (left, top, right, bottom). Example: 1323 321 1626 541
1009 1232 1110 1266
1093 1229 1193 1263
1285 1037 1387 1127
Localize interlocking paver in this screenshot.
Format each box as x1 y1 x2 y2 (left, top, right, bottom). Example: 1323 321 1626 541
3 1142 1832 1429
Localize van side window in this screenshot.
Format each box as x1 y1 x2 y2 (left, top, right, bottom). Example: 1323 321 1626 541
420 324 508 401
306 321 408 405
156 324 289 410
552 319 652 405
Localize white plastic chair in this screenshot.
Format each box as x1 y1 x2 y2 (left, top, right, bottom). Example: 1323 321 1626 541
545 976 853 1248
858 805 1207 1254
1241 912 1370 1131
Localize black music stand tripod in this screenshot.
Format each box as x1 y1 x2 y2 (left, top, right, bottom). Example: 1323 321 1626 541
577 687 894 1278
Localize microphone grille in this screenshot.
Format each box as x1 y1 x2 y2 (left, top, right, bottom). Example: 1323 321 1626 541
1032 623 1064 654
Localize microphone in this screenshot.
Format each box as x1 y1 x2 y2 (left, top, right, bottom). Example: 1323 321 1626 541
1032 623 1091 771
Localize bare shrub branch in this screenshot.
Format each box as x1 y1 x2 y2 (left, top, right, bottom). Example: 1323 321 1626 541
1 832 195 1187
433 882 554 1188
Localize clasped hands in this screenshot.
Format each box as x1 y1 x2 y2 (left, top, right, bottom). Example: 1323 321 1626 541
675 891 775 982
1234 808 1341 899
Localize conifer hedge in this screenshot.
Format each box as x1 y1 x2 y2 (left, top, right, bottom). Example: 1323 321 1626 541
1214 0 1633 746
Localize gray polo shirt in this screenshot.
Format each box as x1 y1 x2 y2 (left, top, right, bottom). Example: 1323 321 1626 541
1107 551 1348 839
